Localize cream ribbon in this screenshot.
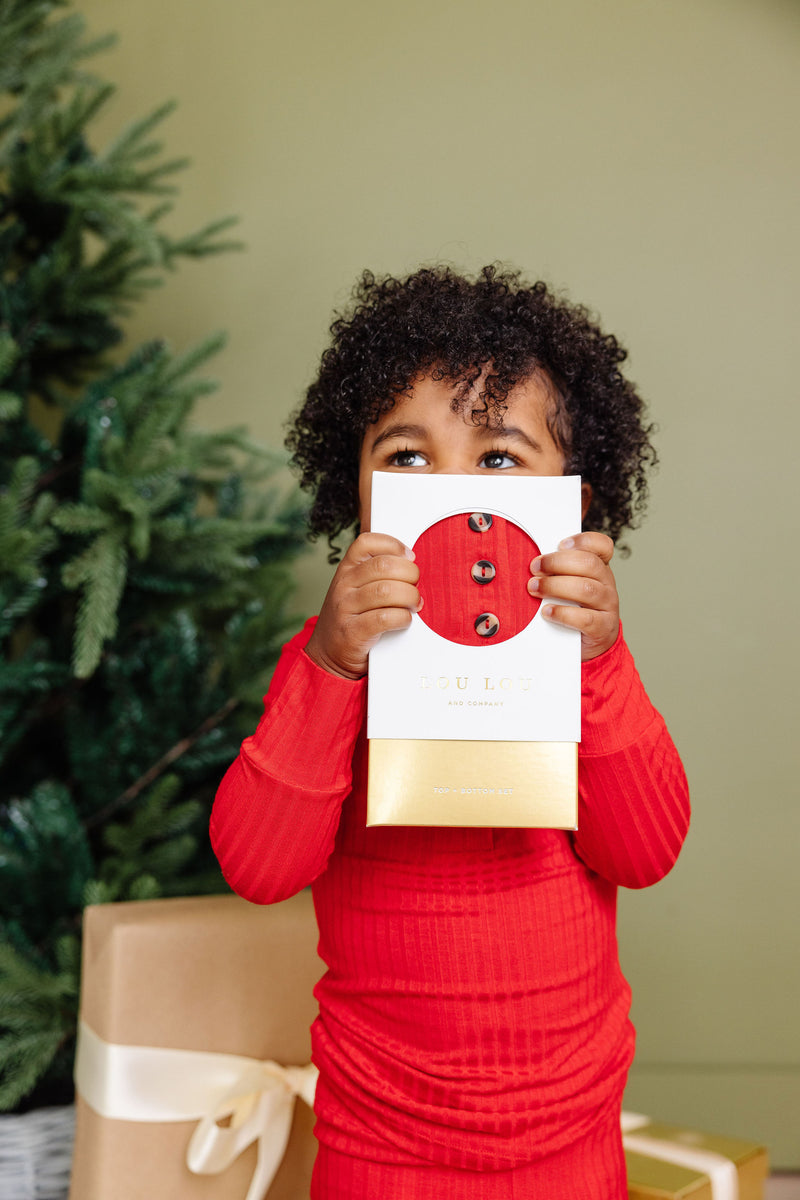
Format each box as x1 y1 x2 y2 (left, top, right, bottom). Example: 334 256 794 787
622 1111 739 1200
73 1034 741 1200
74 1020 318 1200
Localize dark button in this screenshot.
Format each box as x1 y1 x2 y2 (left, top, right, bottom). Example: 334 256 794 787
474 612 500 637
467 512 493 532
471 559 496 584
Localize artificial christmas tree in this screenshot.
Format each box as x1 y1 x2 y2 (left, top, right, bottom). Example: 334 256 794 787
0 0 307 1131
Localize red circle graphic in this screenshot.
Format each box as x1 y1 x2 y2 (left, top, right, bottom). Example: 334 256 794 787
412 512 541 646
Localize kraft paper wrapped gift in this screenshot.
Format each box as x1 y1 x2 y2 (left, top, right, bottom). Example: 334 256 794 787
70 892 323 1200
623 1114 769 1200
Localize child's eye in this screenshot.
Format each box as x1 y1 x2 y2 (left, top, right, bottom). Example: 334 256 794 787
389 449 426 468
481 450 518 469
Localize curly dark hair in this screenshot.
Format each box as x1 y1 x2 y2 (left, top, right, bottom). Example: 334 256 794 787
286 264 656 558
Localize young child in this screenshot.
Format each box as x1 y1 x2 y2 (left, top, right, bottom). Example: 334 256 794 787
211 265 690 1200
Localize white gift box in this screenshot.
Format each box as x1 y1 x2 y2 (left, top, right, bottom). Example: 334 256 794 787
367 473 582 828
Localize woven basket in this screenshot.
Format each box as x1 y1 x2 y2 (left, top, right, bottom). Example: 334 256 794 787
0 1106 75 1200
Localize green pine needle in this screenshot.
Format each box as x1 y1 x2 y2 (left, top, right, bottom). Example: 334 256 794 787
50 502 112 535
62 530 127 677
0 1030 67 1109
0 391 23 420
0 333 20 383
0 457 57 582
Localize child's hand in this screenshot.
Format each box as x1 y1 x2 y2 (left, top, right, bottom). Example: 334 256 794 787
528 532 620 662
305 533 421 680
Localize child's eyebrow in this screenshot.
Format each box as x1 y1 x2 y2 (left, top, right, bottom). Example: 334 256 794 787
476 424 544 453
368 423 428 453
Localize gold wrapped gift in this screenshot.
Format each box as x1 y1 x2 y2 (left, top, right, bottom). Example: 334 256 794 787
69 892 323 1200
623 1115 769 1200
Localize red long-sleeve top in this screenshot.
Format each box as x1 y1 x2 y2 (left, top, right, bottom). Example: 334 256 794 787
211 619 689 1171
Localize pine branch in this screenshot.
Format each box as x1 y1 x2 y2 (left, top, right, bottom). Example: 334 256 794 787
0 931 79 1110
0 1030 67 1109
0 391 23 419
61 530 127 677
0 456 57 582
86 695 239 828
100 99 176 169
0 331 20 382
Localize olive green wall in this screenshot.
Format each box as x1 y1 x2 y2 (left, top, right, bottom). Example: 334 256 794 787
82 0 799 1164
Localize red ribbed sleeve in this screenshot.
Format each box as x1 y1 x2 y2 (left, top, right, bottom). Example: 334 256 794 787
210 617 366 903
575 630 690 888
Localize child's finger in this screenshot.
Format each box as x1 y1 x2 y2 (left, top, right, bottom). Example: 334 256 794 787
348 552 420 590
349 579 422 616
529 548 613 590
351 604 418 643
528 571 616 612
346 531 416 565
555 531 615 564
541 602 610 633
540 601 619 659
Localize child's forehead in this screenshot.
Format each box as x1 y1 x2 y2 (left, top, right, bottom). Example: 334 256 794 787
364 370 556 430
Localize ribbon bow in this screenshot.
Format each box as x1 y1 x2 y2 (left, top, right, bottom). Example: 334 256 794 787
75 1020 318 1200
186 1058 318 1200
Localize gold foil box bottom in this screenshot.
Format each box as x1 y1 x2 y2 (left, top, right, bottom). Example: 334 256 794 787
367 739 577 828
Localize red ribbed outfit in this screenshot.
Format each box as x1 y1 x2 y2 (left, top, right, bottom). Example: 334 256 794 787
211 619 689 1199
